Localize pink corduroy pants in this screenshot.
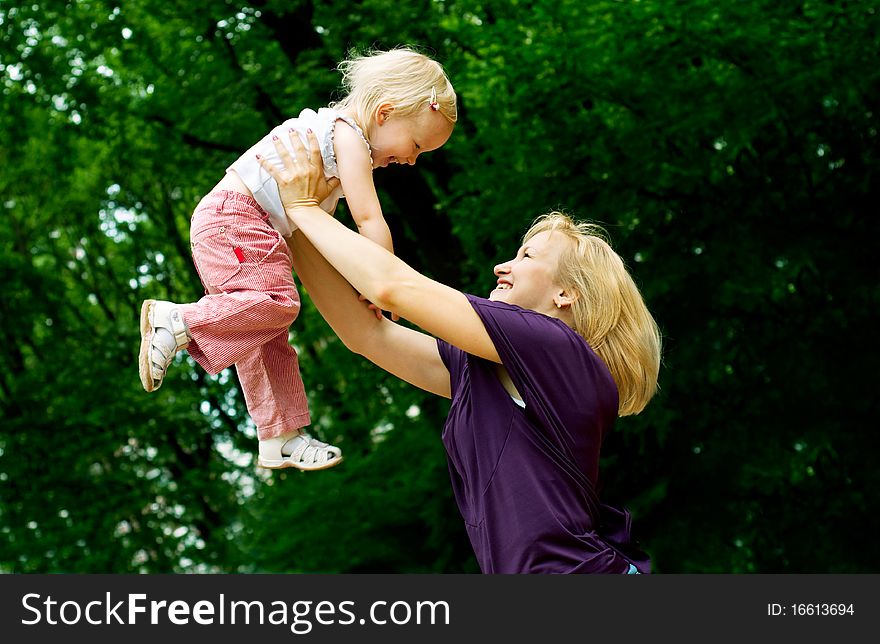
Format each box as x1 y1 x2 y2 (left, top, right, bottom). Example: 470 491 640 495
179 190 310 440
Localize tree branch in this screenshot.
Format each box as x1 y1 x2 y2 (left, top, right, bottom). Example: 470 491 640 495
145 115 241 154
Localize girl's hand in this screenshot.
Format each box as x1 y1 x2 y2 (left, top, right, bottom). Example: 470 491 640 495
359 294 384 321
257 129 340 208
358 294 401 322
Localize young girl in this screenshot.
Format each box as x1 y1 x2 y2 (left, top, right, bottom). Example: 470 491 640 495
138 48 457 470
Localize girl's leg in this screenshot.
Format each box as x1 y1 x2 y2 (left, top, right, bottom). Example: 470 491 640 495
140 191 299 388
236 331 341 470
180 192 301 375
139 190 341 469
235 329 311 440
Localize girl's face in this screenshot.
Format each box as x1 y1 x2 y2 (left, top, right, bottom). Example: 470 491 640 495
369 106 453 169
490 231 572 317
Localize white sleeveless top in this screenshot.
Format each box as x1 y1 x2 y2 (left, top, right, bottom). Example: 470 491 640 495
227 107 371 238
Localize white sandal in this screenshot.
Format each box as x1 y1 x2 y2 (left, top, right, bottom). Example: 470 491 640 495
139 299 189 392
258 433 343 471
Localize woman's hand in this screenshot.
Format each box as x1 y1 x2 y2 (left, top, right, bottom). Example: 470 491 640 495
261 129 398 321
257 129 340 210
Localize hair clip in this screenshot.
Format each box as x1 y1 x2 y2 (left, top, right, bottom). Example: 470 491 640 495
429 86 439 111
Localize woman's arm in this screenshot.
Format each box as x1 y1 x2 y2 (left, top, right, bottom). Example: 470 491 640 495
287 202 451 398
263 130 502 365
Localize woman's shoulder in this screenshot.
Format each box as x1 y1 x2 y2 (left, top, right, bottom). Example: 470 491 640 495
464 294 617 407
465 293 607 362
464 294 579 336
464 294 601 360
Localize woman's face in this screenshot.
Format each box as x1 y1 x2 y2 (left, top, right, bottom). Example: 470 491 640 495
490 231 571 316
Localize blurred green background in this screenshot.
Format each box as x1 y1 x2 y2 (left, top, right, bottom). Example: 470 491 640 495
1 0 878 573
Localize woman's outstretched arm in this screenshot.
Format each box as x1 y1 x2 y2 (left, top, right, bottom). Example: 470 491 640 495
288 219 452 398
262 131 502 365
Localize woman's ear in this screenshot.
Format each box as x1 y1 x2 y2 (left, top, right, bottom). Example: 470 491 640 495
553 291 577 309
375 102 395 126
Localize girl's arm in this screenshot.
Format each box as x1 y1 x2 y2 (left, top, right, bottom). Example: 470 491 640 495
263 130 502 365
333 122 394 254
287 229 451 398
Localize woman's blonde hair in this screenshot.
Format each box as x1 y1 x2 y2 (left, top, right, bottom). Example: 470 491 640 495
332 47 457 139
523 212 661 416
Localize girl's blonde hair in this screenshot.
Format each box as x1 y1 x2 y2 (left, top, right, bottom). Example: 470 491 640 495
523 212 661 416
332 47 457 139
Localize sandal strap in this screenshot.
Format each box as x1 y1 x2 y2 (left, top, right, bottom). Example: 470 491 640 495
167 308 189 349
285 434 337 465
151 342 174 366
289 435 311 462
301 444 319 464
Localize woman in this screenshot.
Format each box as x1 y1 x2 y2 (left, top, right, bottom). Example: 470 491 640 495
260 131 661 573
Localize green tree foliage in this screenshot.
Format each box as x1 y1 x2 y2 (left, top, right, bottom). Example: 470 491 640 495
1 0 877 573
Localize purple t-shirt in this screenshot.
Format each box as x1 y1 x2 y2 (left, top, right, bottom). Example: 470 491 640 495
436 295 650 574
